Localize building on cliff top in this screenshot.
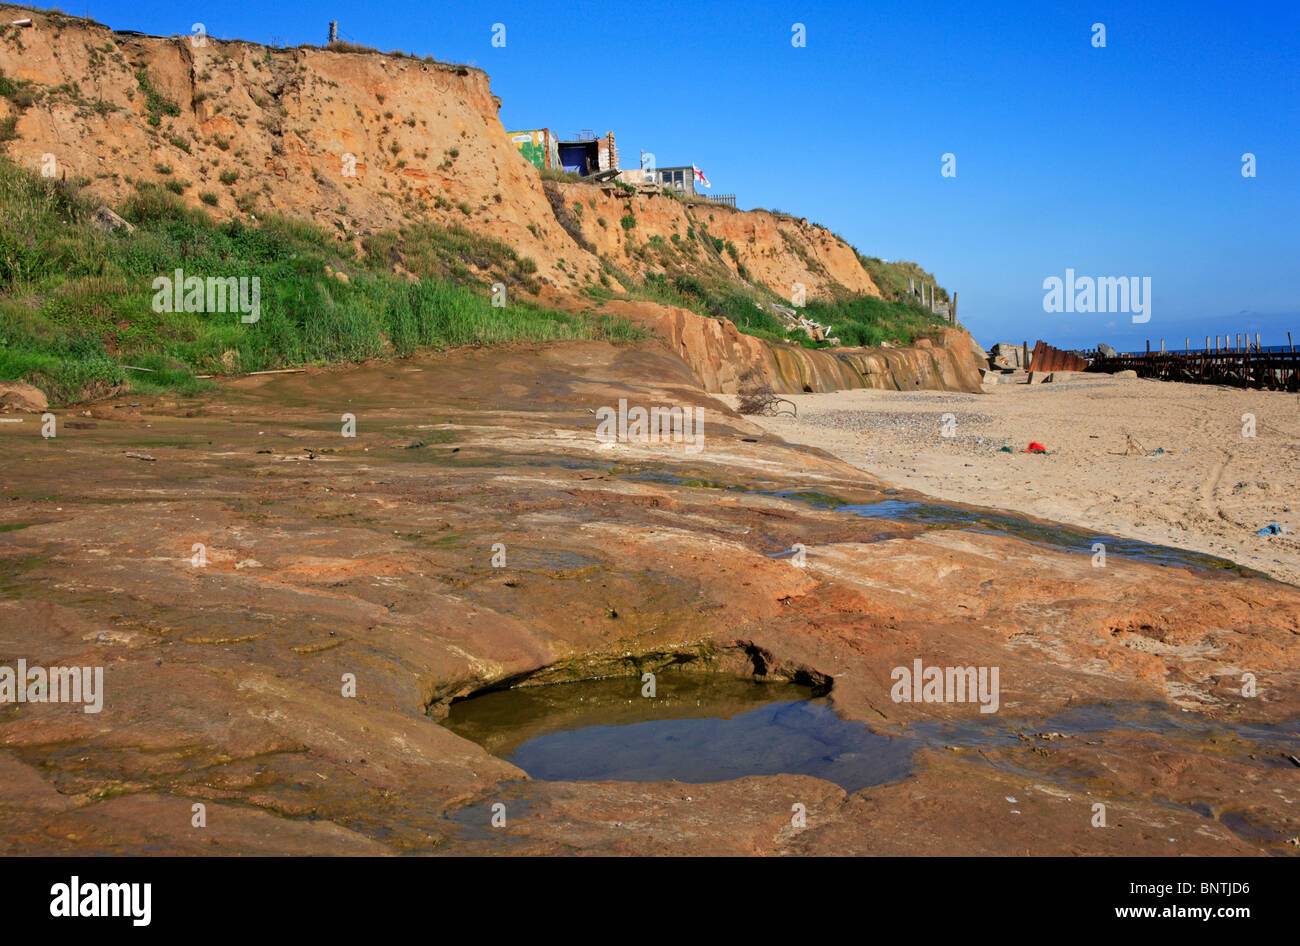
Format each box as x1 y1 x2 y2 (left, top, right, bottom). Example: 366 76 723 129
509 129 618 177
644 165 696 196
557 132 618 176
508 129 560 171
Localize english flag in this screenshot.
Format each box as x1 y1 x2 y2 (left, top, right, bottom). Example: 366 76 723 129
692 165 711 189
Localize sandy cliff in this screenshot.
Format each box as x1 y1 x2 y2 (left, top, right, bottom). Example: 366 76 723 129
0 6 968 395
0 6 600 290
550 180 880 301
604 299 985 394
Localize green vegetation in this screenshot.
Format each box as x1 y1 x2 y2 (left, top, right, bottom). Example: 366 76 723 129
803 294 949 347
0 67 39 110
0 158 643 405
133 68 180 127
588 257 948 352
361 219 543 292
539 167 583 183
854 254 950 304
613 273 820 349
0 67 36 141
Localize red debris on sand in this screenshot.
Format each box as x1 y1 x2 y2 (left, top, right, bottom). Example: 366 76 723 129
1024 442 1048 454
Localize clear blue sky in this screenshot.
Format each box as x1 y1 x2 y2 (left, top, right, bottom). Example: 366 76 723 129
73 0 1299 349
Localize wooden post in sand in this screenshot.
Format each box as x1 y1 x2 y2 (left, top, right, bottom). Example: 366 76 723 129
1289 331 1295 353
1145 339 1150 355
1255 333 1262 352
1236 333 1242 353
1022 341 1028 369
1160 339 1166 353
1185 337 1190 355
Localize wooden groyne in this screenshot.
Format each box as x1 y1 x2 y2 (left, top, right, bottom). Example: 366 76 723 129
1087 337 1300 390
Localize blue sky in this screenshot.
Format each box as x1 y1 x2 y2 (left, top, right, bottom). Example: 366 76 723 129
73 0 1299 348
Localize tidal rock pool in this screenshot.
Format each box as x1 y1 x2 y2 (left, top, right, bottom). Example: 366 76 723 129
442 674 916 793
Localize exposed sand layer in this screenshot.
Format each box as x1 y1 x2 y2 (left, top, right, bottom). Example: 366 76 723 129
725 371 1300 586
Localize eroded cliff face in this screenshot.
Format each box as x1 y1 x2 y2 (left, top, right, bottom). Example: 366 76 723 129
602 299 985 394
0 6 601 291
0 6 966 396
551 181 880 301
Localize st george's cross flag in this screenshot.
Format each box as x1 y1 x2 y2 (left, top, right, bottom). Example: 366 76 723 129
692 165 711 188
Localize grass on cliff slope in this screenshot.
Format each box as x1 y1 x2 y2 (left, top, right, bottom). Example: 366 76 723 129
802 294 951 348
853 254 950 305
633 274 815 347
0 158 643 404
586 267 950 351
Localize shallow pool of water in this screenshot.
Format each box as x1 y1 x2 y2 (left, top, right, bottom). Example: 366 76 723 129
774 490 1260 575
443 673 1300 851
619 472 1258 575
444 672 1300 796
443 675 916 792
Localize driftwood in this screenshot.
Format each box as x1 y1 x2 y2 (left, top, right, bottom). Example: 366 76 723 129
1111 432 1162 457
736 370 797 417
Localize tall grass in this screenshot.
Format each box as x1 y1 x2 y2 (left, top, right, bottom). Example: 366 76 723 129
854 253 950 305
633 272 818 347
0 158 641 404
628 270 945 350
803 294 950 348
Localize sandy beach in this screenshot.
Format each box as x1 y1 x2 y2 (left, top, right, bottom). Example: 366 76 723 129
724 371 1300 586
